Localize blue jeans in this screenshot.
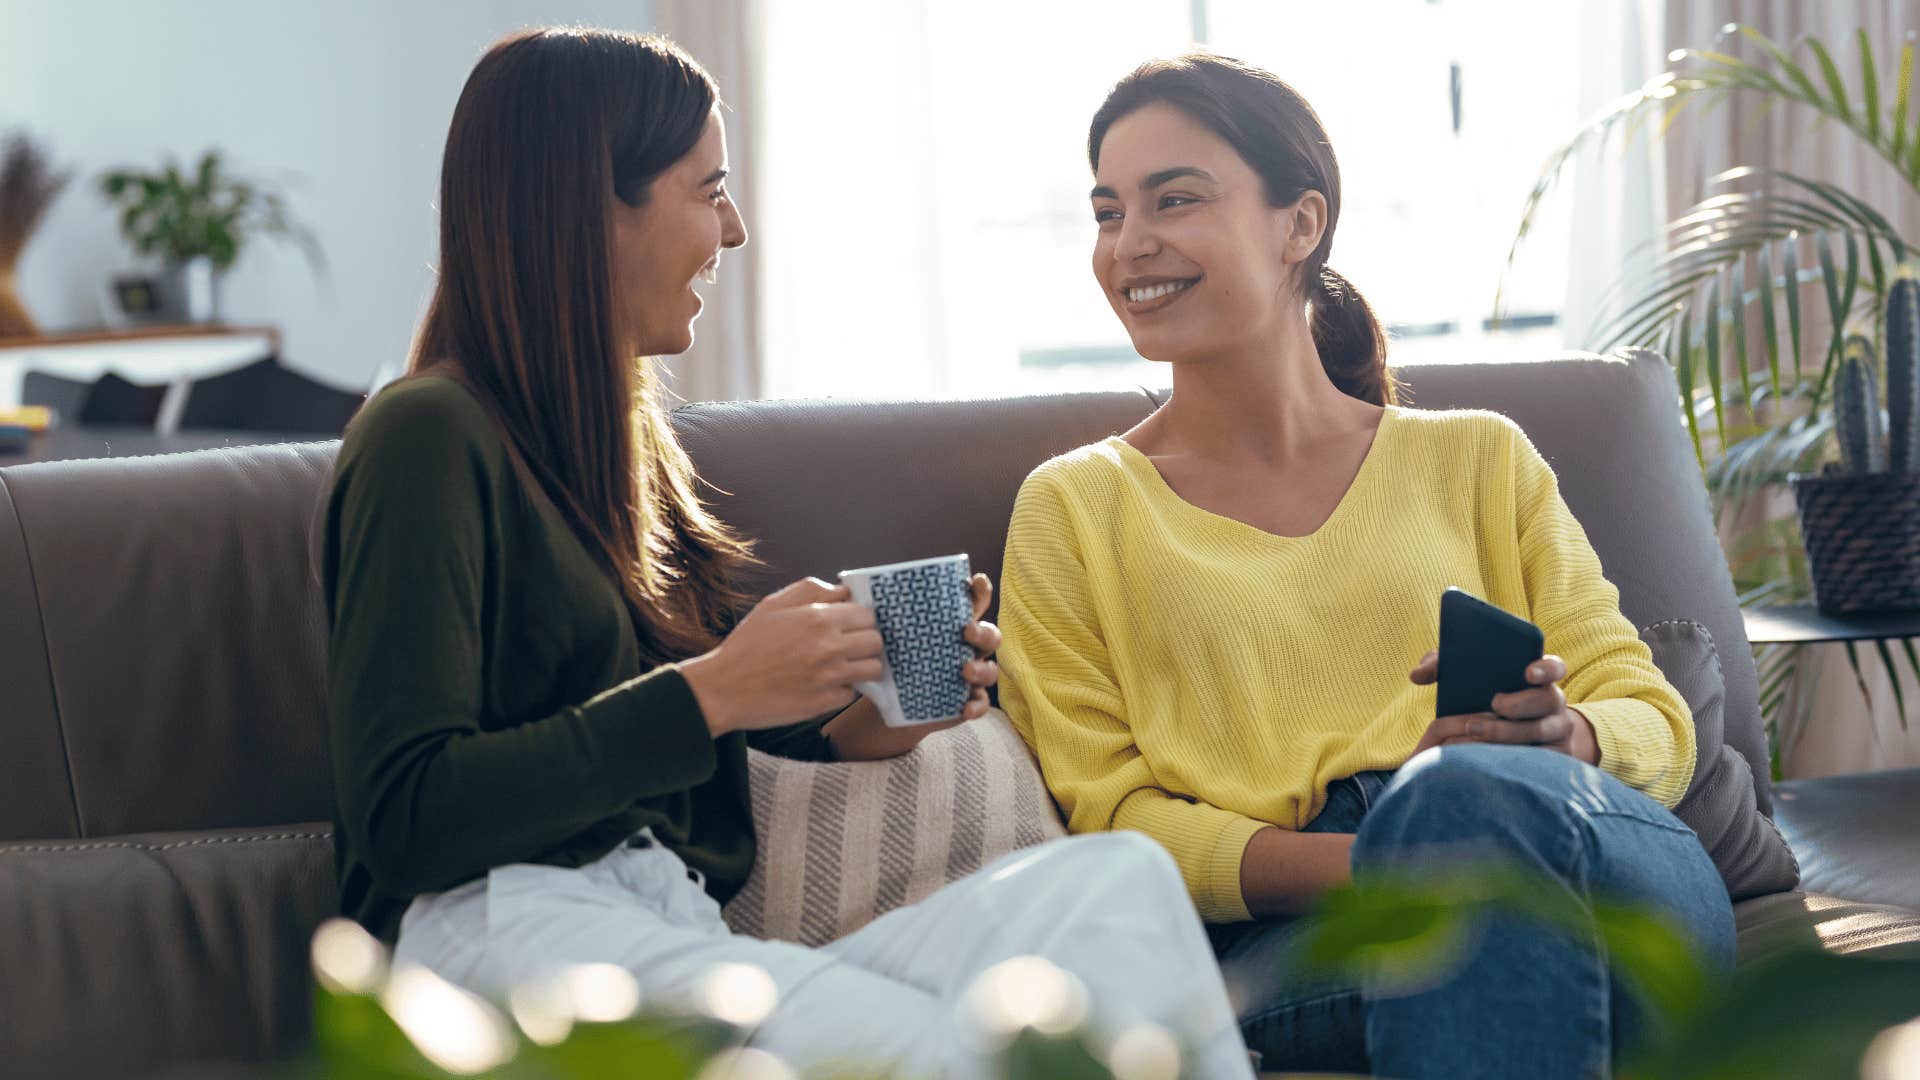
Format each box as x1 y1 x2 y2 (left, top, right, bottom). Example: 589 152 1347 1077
1207 744 1736 1079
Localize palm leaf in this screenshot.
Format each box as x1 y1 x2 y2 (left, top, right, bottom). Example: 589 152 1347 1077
1784 233 1805 385
1803 35 1854 127
1859 29 1882 143
1705 275 1728 446
1893 42 1914 160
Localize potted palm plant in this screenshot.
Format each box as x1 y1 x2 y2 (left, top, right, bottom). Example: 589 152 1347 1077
1505 23 1920 767
98 149 323 323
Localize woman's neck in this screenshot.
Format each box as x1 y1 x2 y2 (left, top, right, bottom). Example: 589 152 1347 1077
1142 317 1376 465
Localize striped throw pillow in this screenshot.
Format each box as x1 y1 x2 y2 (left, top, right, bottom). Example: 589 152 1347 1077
722 708 1068 946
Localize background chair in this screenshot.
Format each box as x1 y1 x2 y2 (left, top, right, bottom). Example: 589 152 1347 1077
178 355 366 436
19 371 92 424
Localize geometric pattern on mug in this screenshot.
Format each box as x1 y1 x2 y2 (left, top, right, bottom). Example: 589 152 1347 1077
870 561 974 721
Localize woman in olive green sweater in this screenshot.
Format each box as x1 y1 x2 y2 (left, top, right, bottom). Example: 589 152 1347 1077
322 27 1252 1078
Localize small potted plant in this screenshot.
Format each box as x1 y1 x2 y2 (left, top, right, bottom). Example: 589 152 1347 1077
1790 271 1920 614
97 149 323 323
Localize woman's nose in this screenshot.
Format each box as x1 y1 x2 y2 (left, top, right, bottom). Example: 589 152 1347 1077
722 198 748 249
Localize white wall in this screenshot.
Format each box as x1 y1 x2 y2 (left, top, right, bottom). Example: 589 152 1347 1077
2 0 654 390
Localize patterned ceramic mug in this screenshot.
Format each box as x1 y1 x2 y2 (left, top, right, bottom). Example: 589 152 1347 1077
838 553 974 727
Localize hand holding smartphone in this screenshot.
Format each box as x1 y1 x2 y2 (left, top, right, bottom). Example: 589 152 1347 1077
1435 587 1544 719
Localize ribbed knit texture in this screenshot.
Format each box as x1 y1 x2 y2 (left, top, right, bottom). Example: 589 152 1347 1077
998 405 1696 923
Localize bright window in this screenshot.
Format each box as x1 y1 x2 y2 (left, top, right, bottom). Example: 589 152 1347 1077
757 0 1584 400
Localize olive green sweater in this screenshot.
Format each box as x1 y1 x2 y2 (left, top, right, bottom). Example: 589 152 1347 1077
323 374 828 942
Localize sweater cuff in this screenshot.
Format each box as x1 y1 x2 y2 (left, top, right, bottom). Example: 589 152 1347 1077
1572 698 1691 809
1204 814 1272 924
582 664 719 799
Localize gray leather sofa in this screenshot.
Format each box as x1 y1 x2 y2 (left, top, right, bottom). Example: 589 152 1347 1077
2 352 1916 1077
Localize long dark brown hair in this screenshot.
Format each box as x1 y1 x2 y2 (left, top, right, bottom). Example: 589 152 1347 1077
1089 53 1401 406
406 27 755 663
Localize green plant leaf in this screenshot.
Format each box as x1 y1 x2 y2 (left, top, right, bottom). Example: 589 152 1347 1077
1895 42 1915 160
1706 275 1728 446
1804 35 1855 127
1730 257 1755 402
1898 638 1920 731
1872 638 1909 731
1758 241 1783 396
1739 27 1827 109
1784 233 1805 385
1859 29 1882 144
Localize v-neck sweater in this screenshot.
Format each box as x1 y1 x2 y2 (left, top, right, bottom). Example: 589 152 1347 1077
997 405 1696 923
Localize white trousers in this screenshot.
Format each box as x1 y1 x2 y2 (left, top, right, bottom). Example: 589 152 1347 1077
394 829 1253 1079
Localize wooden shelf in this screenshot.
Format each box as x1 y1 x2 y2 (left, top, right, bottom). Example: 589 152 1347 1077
0 324 281 351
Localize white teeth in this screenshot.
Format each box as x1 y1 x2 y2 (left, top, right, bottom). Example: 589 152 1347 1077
1127 279 1195 303
699 264 718 285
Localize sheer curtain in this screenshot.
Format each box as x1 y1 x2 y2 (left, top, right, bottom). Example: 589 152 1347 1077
650 0 767 403
1661 1 1920 777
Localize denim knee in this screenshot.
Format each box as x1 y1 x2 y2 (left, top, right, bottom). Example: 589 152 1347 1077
1353 744 1587 875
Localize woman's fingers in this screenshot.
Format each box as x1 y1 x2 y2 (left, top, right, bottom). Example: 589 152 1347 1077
1491 683 1565 720
1525 655 1568 685
1409 649 1439 685
964 619 1002 656
969 573 994 621
1450 711 1574 746
963 657 1000 687
962 686 990 719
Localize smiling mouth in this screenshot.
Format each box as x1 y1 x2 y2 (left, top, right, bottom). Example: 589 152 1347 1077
1122 276 1200 311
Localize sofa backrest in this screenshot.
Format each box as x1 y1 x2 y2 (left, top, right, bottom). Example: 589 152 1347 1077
0 350 1768 842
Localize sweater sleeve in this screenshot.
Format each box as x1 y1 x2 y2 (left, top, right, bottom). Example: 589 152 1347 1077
999 473 1269 923
324 386 719 896
1506 422 1696 807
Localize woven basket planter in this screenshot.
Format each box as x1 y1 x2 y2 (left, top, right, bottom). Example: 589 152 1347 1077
1790 470 1920 614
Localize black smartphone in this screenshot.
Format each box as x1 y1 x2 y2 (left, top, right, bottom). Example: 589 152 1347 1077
1436 587 1545 719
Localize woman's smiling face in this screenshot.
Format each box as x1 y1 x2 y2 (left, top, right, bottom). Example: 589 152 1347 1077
611 104 748 357
1090 102 1323 364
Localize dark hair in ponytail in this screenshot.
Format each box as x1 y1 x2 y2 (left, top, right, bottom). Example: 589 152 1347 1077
1089 52 1400 406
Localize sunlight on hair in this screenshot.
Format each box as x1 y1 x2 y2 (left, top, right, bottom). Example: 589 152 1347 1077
694 1047 796 1080
562 963 642 1023
1106 1023 1182 1080
696 963 779 1027
310 917 388 995
1861 1016 1920 1080
964 956 1091 1038
379 965 516 1075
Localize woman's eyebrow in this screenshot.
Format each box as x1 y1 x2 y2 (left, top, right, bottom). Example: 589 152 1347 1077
700 166 729 186
1088 166 1216 200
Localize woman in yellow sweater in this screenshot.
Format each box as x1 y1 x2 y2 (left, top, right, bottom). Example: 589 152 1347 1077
999 53 1735 1079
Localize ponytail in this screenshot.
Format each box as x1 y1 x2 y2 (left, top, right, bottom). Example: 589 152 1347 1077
1310 267 1400 406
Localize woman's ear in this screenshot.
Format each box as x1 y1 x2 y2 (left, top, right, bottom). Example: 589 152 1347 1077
1280 191 1328 265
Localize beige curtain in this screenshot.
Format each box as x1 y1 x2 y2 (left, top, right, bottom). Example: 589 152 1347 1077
1664 0 1920 777
649 0 765 403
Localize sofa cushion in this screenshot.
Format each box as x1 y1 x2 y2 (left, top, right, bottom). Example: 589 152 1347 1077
1642 619 1800 900
0 443 339 838
724 709 1066 946
0 824 336 1079
1733 889 1920 967
1772 766 1920 911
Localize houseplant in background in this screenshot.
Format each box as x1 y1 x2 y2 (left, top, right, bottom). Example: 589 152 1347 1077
98 148 324 323
0 130 72 338
1503 23 1920 774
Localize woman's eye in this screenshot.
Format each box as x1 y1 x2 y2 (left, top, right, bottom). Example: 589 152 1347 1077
1159 194 1195 209
1093 207 1120 224
708 186 729 204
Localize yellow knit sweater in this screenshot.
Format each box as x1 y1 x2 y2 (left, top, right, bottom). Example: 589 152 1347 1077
998 405 1696 923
